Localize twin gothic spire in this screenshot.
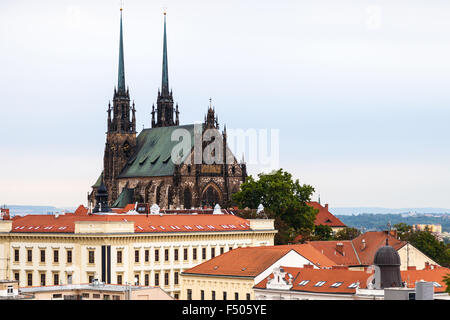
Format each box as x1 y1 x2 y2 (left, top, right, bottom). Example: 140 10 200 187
113 9 177 128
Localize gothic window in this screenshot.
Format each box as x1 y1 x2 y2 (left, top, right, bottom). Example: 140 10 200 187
202 185 220 207
167 186 174 207
122 141 131 158
184 188 192 209
231 166 236 175
156 185 161 206
187 165 191 174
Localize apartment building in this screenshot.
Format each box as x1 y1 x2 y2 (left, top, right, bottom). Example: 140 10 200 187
0 207 276 299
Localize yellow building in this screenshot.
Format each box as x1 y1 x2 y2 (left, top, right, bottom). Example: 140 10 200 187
180 244 336 300
413 224 442 234
20 282 173 300
0 208 276 299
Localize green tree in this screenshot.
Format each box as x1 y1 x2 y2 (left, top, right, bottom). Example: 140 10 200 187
313 225 333 241
393 223 450 268
232 169 317 244
443 274 450 294
334 227 362 240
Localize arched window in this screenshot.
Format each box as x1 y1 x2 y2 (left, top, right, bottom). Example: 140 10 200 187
168 186 174 207
183 188 192 209
155 185 161 206
201 186 220 207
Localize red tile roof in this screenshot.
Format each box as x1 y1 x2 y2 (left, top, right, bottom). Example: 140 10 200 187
10 211 253 234
254 266 372 294
254 265 449 294
308 202 346 228
182 244 336 278
307 240 361 266
352 231 406 265
306 231 408 267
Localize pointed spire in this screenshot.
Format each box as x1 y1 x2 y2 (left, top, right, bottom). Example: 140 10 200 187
117 8 126 93
161 11 169 96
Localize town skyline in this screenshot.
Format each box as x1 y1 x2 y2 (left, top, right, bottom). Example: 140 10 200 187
1 0 450 208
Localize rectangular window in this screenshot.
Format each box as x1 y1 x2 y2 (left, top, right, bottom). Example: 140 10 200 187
145 273 149 286
202 248 206 260
103 294 110 300
117 274 123 285
14 249 19 262
155 273 159 286
113 295 120 300
174 293 179 300
88 275 94 284
193 248 197 260
52 294 62 299
88 251 95 264
40 250 45 263
155 249 160 262
174 249 179 261
27 249 32 262
220 247 224 255
40 273 46 286
174 272 179 285
53 273 59 285
7 286 14 295
14 272 19 282
184 248 188 261
201 290 205 300
117 250 122 264
223 292 227 300
246 293 251 300
211 247 215 258
67 250 72 263
93 294 100 299
212 291 216 300
187 289 192 300
145 249 149 262
134 274 140 285
53 250 59 263
164 272 169 286
229 247 233 251
27 273 32 286
135 250 140 263
235 292 239 300
165 249 169 261
82 293 90 299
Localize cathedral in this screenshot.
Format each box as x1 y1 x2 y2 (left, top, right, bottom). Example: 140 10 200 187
88 10 247 210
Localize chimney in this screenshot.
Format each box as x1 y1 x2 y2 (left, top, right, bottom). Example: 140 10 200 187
324 204 329 210
407 266 416 271
361 239 366 250
424 262 430 270
336 242 344 255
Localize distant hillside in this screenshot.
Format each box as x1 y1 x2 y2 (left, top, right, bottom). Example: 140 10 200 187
336 213 450 233
330 207 450 215
3 205 76 216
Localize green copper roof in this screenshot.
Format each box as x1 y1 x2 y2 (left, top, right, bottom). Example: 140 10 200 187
117 10 126 93
118 124 194 178
111 187 134 208
161 13 169 96
92 171 104 188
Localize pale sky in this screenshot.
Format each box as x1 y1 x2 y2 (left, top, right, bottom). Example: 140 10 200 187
1 0 450 208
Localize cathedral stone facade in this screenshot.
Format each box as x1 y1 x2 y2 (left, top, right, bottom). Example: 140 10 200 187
89 11 246 210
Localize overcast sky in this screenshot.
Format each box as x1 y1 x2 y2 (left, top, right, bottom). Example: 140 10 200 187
1 0 450 208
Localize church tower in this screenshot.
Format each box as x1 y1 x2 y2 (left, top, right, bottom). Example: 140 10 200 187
103 8 137 204
152 12 179 128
